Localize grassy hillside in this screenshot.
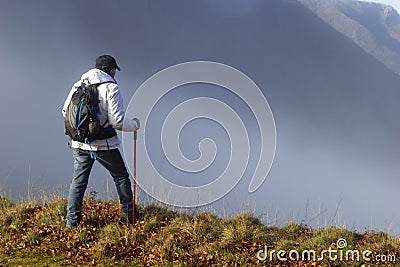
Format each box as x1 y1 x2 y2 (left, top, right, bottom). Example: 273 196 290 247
0 195 398 266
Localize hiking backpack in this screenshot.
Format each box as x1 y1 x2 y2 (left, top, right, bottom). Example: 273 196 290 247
64 81 117 143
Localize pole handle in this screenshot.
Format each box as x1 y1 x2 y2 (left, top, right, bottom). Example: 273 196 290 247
134 130 137 141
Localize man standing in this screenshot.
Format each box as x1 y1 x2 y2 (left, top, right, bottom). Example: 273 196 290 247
62 55 140 228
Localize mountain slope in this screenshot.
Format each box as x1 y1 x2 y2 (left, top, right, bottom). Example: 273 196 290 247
298 0 400 75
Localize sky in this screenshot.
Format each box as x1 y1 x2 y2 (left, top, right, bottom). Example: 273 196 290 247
0 0 399 236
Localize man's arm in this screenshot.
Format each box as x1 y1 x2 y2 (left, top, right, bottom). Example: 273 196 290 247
107 85 139 132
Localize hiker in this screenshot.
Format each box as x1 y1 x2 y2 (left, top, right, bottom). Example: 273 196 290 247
62 55 140 228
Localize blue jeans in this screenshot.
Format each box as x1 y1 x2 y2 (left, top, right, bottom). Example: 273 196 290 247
66 148 133 227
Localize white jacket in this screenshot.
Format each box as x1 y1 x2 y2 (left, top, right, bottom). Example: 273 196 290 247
62 68 139 150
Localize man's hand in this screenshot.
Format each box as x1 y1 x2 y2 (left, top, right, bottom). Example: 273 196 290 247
133 118 140 130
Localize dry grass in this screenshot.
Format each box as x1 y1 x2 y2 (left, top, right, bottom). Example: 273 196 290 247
0 195 398 266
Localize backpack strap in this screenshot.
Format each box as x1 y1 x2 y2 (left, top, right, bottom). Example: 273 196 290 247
80 80 116 89
101 119 110 128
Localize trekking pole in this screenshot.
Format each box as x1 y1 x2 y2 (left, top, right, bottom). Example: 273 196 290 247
132 130 137 224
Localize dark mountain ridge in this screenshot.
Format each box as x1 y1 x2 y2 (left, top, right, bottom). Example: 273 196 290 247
299 0 400 75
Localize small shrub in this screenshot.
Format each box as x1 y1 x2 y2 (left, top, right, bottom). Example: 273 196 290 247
0 196 14 211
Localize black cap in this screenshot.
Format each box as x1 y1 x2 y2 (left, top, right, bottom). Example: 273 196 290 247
95 55 121 72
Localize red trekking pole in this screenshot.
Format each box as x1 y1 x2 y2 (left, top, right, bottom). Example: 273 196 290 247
132 130 137 224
